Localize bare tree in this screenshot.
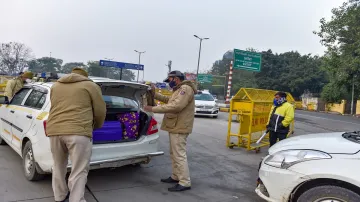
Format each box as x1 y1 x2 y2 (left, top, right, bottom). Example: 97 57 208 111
0 42 33 75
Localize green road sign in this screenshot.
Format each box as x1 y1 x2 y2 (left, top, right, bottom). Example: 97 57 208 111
197 74 213 83
233 49 262 72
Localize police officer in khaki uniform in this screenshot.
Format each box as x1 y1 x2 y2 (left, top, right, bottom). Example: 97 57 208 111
144 70 196 192
47 68 106 202
4 71 33 102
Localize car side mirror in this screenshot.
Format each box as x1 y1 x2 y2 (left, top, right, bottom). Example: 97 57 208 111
0 95 7 104
214 98 218 102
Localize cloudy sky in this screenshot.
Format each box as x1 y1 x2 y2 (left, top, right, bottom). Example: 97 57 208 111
0 0 344 81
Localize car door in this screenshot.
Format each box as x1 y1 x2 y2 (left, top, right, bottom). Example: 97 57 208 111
0 88 31 144
11 86 48 152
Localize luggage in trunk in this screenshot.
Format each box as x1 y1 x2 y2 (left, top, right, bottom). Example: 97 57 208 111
92 109 149 144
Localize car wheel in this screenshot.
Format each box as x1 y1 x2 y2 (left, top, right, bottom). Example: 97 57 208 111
22 141 45 181
212 115 218 119
0 136 7 145
297 185 360 202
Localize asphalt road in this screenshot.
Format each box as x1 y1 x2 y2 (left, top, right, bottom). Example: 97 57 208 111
1 110 360 202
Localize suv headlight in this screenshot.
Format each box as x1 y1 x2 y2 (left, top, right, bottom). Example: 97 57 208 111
264 150 331 169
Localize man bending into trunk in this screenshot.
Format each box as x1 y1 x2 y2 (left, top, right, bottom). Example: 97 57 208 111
47 68 106 202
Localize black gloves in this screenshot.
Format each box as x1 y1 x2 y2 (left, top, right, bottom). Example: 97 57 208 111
4 96 9 104
278 123 284 129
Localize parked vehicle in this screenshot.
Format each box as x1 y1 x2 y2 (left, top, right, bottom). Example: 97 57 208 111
0 74 164 181
256 132 360 202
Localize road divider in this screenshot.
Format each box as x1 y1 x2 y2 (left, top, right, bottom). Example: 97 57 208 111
219 108 230 112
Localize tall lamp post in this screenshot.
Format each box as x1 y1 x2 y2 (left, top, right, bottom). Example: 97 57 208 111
104 57 114 78
134 50 145 82
194 35 209 84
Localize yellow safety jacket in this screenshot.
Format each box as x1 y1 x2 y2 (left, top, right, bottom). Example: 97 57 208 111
267 102 294 133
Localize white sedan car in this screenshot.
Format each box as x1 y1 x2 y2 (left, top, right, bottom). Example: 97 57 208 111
194 91 218 118
0 74 163 181
256 132 360 202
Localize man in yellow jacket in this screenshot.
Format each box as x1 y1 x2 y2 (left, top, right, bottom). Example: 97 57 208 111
144 70 196 192
266 91 295 147
4 71 33 102
46 68 106 202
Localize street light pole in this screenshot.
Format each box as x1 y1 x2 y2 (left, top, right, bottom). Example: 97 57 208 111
194 35 209 84
134 50 145 82
351 75 355 115
104 57 114 78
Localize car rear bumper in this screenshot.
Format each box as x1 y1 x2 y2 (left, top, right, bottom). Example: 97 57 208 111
67 151 164 171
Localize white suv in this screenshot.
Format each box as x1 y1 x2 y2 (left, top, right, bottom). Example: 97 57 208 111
0 75 163 181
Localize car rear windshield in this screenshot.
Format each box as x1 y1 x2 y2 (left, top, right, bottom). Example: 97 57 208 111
103 95 138 109
195 94 214 101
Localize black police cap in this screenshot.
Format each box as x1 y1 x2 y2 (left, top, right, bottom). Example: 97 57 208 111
164 70 185 82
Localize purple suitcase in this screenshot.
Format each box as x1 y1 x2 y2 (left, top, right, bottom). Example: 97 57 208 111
93 121 123 143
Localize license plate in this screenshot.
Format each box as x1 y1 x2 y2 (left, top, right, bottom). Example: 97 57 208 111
99 158 144 168
196 108 211 112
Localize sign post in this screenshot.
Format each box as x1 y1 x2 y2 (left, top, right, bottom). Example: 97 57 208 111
99 60 144 81
233 49 262 72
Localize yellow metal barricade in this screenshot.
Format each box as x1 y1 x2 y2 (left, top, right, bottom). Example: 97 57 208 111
155 88 173 105
226 88 295 152
0 83 6 96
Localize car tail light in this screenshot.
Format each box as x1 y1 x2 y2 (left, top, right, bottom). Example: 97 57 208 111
43 120 48 137
147 118 158 135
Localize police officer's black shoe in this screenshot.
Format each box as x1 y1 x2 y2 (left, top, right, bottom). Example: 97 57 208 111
168 184 191 192
161 177 179 183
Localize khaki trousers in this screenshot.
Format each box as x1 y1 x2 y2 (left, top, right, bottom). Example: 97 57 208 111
169 133 191 187
50 135 92 202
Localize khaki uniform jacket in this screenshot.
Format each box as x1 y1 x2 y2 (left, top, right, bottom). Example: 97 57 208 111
46 73 107 138
4 77 24 100
152 80 197 134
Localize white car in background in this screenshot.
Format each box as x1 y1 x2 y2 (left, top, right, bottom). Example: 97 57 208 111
0 74 163 181
194 90 219 118
256 131 360 202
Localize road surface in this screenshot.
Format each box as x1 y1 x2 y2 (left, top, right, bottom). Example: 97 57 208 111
0 110 359 202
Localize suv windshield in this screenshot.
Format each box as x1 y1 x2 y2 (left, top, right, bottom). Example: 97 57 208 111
103 95 137 109
195 94 214 101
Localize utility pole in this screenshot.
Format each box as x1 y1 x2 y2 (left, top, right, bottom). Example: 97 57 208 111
351 75 355 115
194 35 209 84
50 52 52 58
134 50 145 82
165 60 172 73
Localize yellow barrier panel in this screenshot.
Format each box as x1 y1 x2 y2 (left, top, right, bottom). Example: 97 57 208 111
155 88 173 105
226 88 295 153
295 101 302 109
0 83 6 96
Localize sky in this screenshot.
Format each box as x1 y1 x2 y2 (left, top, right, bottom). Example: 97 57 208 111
0 0 345 82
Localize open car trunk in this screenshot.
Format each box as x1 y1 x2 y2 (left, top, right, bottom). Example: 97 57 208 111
92 81 150 144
